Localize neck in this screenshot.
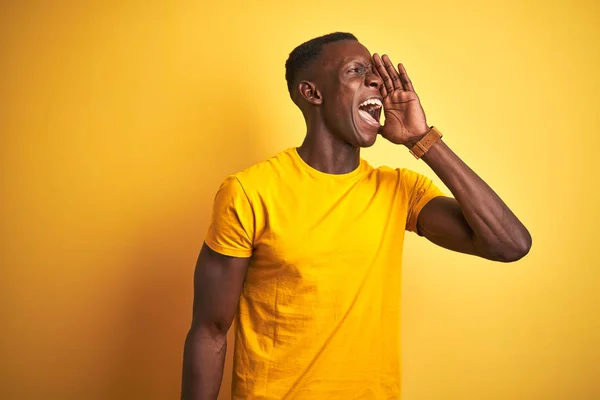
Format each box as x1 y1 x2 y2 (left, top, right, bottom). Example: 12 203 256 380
296 117 360 175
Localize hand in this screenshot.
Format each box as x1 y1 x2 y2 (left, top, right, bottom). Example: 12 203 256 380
372 53 430 147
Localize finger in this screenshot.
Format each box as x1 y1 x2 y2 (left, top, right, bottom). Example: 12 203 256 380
382 54 403 91
398 63 414 91
373 53 394 94
371 62 388 97
380 81 388 98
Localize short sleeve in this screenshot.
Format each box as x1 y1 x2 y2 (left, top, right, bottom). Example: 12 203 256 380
401 169 446 234
204 175 254 258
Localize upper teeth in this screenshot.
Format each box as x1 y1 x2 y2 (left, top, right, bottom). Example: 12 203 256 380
359 98 382 108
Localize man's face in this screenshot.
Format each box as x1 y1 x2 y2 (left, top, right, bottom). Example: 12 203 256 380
314 40 383 148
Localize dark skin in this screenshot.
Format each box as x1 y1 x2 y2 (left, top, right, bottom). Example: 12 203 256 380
181 39 532 400
181 245 247 400
371 49 531 261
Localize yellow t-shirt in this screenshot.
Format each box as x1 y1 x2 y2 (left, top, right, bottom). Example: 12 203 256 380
205 147 444 399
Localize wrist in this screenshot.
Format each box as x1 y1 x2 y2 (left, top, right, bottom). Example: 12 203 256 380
404 131 429 148
420 137 444 161
407 126 443 159
403 125 431 148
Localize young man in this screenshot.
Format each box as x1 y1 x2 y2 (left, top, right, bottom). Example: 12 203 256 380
181 32 531 400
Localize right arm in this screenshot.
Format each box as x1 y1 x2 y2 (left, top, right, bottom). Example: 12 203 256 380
181 243 250 400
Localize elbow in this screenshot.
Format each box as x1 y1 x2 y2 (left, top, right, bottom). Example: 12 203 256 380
184 321 229 356
498 243 531 263
189 316 232 340
490 230 533 263
511 228 533 261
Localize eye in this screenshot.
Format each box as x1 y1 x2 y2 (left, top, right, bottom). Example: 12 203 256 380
348 66 365 74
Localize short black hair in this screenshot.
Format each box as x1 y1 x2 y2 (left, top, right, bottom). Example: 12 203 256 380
285 32 358 95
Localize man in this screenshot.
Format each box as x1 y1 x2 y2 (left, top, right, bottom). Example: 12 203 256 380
181 32 531 399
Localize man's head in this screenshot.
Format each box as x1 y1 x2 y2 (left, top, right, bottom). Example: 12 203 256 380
285 32 358 95
285 33 384 148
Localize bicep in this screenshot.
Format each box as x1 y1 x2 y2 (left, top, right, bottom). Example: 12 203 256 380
191 243 250 333
416 196 479 257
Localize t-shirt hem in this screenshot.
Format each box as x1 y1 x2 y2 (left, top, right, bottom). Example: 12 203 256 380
407 192 446 234
205 239 252 258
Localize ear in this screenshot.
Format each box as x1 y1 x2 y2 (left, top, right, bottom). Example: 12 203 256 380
298 81 322 105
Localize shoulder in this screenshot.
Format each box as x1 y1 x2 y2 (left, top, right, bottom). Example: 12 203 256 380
367 165 442 199
368 164 425 184
227 148 296 191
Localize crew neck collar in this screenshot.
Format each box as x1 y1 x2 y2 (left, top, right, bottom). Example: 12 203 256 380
289 147 367 179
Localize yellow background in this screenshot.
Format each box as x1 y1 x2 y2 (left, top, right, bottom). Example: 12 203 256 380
1 0 599 399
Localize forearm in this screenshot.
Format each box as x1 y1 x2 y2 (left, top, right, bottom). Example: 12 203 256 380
420 139 531 261
181 327 227 400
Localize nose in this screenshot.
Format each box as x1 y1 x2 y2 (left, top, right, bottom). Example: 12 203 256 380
365 69 382 89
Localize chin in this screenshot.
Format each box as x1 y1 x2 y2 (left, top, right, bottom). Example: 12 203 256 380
357 135 377 148
354 127 379 148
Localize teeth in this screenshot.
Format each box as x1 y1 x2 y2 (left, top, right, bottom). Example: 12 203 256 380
359 98 382 108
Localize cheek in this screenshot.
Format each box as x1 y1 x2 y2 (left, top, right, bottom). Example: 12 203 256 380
321 81 359 126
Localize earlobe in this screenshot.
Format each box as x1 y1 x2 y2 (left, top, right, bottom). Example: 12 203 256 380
298 81 323 105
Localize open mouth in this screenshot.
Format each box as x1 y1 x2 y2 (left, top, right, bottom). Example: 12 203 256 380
357 98 382 127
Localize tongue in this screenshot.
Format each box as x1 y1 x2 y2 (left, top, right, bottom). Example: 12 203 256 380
359 109 378 126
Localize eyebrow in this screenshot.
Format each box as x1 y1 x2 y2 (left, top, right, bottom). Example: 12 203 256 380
342 60 372 68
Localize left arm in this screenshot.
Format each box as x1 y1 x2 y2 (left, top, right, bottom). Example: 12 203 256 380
417 139 531 262
373 53 531 262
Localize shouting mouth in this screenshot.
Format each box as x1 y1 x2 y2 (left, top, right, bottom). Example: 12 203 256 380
358 98 382 128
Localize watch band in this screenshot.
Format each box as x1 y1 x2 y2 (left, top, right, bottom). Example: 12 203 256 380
409 126 443 159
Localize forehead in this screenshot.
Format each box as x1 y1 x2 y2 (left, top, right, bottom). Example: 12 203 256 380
319 40 372 68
